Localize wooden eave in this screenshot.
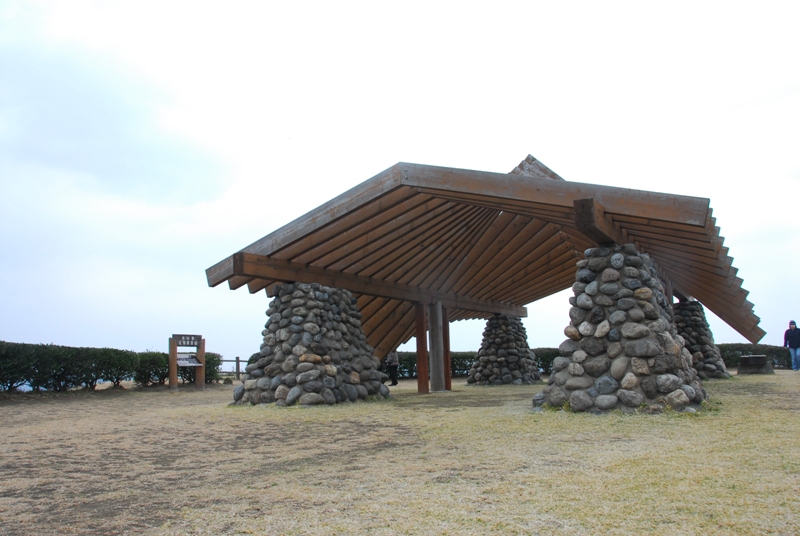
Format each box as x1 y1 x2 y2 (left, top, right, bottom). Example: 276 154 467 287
207 155 764 353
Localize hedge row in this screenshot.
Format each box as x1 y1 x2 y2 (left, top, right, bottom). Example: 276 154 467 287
0 341 222 392
717 343 790 369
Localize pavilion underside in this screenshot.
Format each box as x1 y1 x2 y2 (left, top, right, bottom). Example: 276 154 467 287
207 156 763 360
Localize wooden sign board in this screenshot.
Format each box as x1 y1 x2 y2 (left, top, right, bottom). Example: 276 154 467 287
173 334 202 347
176 353 203 367
169 335 205 390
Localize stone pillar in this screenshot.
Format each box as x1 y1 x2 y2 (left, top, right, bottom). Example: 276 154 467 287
467 314 542 385
533 244 707 413
673 299 731 379
429 301 446 392
231 282 391 406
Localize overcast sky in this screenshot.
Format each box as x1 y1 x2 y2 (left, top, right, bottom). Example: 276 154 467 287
1 1 798 365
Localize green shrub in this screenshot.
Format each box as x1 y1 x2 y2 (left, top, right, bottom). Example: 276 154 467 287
532 347 560 375
396 351 478 378
717 344 790 369
178 352 223 384
0 342 31 392
25 344 60 392
134 352 169 386
96 349 138 387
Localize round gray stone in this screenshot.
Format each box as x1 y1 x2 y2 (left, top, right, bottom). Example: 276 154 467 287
569 390 594 412
298 392 325 405
617 389 644 407
285 385 304 405
610 356 629 379
595 394 618 410
594 375 619 394
656 374 682 393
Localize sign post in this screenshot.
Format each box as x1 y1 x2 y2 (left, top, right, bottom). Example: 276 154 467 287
168 334 205 390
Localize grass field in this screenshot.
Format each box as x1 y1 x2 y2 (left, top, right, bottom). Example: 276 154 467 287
1 372 799 535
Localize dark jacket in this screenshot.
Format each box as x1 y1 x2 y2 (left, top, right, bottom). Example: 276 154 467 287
785 328 800 349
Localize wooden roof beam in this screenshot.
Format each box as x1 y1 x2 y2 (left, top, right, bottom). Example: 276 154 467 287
574 198 626 246
229 252 526 317
401 163 711 226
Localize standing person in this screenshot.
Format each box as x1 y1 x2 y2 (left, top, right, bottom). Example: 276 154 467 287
785 321 800 371
385 350 399 386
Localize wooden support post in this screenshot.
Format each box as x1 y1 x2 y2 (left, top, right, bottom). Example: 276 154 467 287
414 302 429 394
168 337 178 390
429 301 445 392
442 305 451 391
196 338 206 389
235 356 241 381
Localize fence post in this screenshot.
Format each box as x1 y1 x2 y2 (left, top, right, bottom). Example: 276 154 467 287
235 356 240 381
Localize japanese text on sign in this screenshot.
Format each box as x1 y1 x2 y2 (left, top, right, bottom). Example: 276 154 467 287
173 334 202 347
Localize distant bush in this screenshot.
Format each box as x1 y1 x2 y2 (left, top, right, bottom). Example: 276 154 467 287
0 341 222 391
396 351 477 378
134 352 169 387
0 342 33 392
717 344 790 369
532 348 560 375
178 352 223 384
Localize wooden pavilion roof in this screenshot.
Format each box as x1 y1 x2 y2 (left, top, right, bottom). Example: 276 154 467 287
207 156 764 355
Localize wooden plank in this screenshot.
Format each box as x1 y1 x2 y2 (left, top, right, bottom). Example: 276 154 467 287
402 163 711 226
574 198 623 245
480 248 576 301
232 252 526 316
669 273 761 337
450 214 534 295
318 199 461 271
512 271 577 304
290 194 450 266
397 207 494 288
612 214 717 235
243 165 406 257
509 154 565 180
644 245 734 280
246 278 272 294
228 275 253 290
463 223 565 297
423 209 500 292
443 306 452 391
206 256 235 288
438 211 519 294
278 186 428 262
415 189 577 226
329 202 477 275
415 302 429 394
366 205 487 282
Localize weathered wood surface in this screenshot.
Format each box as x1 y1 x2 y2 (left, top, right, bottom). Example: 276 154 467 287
206 155 763 347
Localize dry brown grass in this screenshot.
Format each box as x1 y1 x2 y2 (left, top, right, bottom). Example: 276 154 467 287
2 372 800 535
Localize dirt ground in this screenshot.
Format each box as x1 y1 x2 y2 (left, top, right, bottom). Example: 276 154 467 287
2 374 800 535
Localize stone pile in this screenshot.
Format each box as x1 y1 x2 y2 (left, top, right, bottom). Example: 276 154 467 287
232 282 391 406
467 314 541 385
533 244 708 413
674 299 731 379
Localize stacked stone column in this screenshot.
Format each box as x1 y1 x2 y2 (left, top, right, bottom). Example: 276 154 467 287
674 299 731 379
467 315 541 385
231 282 390 406
533 244 707 413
